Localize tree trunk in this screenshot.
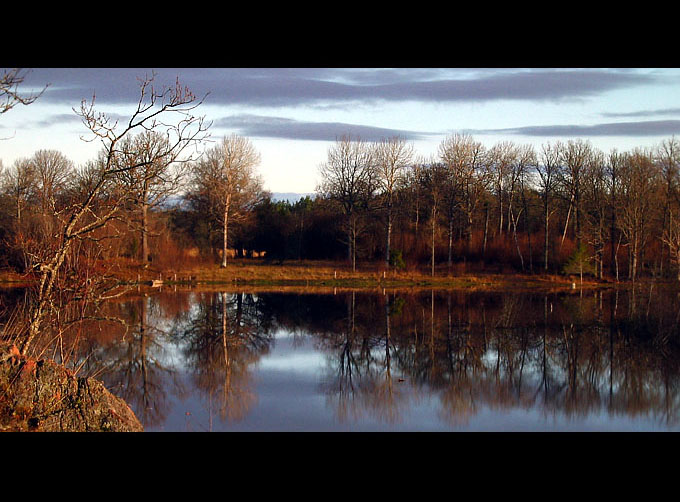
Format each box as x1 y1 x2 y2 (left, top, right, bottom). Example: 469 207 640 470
222 201 230 268
561 198 572 249
631 238 638 283
141 202 149 267
385 208 392 267
347 213 353 267
448 217 453 272
466 209 473 254
352 224 356 272
414 197 419 237
544 201 550 272
574 190 581 248
20 237 71 354
523 192 532 273
431 206 436 277
511 210 524 272
483 203 489 257
498 192 503 237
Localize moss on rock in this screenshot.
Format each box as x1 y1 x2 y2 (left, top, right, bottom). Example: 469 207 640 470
0 343 143 432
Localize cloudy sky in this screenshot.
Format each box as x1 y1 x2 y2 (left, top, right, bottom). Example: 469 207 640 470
2 67 680 193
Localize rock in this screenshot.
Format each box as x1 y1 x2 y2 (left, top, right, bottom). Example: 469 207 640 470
0 343 143 432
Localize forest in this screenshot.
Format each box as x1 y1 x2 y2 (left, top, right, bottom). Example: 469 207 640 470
3 131 680 283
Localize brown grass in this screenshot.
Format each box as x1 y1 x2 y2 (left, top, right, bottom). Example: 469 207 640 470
0 258 626 293
118 258 615 293
0 270 34 287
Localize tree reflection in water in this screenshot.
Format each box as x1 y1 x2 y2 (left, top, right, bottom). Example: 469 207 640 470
94 295 183 428
315 291 414 424
5 285 680 430
171 291 273 428
280 287 680 429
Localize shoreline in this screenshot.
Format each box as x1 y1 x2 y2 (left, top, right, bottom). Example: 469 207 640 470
1 259 666 293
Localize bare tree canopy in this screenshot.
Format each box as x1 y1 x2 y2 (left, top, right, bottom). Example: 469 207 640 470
114 130 189 265
374 136 413 265
0 68 47 116
191 134 264 267
17 72 209 355
318 135 376 271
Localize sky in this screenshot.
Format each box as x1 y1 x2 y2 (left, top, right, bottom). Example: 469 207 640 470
2 67 680 194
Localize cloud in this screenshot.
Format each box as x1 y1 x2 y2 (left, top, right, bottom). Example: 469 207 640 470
601 107 680 119
185 69 659 107
213 114 437 141
463 120 680 137
30 113 84 128
19 111 131 130
23 68 660 108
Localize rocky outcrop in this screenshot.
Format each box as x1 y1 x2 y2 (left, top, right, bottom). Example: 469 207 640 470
0 343 143 432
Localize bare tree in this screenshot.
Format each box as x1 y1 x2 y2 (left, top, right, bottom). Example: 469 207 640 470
1 151 75 274
29 149 74 244
581 148 609 279
115 130 188 266
31 150 73 213
318 136 376 272
191 134 264 267
438 134 487 254
438 135 462 270
655 137 680 277
507 144 536 272
663 211 680 281
487 141 518 237
421 160 449 276
617 149 659 282
607 149 625 280
374 136 413 267
17 73 209 356
406 157 427 240
536 142 561 272
2 157 35 226
558 139 594 248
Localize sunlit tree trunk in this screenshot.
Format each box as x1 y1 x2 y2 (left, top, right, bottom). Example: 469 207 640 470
141 198 149 266
431 204 437 277
222 194 231 268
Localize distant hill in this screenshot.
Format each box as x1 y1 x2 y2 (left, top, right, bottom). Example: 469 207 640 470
271 192 315 203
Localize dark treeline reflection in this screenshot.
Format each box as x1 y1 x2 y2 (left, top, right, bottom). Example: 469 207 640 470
10 286 680 429
258 287 680 427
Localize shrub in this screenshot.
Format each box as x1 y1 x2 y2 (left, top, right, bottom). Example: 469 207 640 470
389 249 406 270
563 243 595 281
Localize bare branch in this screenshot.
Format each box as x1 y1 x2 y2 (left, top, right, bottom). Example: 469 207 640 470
0 68 48 116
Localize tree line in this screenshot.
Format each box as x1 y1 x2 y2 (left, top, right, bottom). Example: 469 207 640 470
3 130 680 282
315 134 680 282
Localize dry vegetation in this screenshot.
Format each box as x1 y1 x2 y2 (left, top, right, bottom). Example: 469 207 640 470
25 257 605 293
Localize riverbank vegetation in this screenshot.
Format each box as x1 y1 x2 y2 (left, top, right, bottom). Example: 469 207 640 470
4 134 679 287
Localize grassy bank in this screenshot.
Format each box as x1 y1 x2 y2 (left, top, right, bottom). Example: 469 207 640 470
117 259 612 292
0 258 633 292
0 270 33 287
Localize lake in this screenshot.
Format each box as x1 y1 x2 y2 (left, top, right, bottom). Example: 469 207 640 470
6 285 680 431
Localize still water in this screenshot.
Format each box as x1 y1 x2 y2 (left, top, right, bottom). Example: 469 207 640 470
28 286 680 431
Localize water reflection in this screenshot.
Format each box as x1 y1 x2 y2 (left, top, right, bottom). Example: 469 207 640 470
96 297 183 427
5 285 680 431
172 292 273 425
